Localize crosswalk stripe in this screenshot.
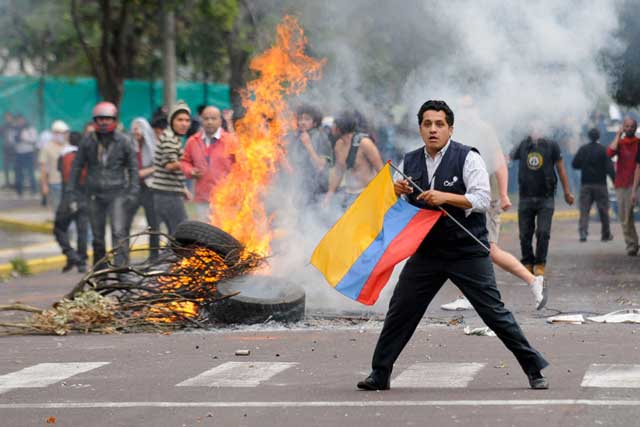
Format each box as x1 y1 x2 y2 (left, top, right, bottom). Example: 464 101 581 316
176 362 298 388
2 399 640 409
581 364 640 388
393 362 486 388
0 362 109 394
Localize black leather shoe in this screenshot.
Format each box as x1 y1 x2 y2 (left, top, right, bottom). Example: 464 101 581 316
357 374 390 391
61 261 75 273
527 372 549 390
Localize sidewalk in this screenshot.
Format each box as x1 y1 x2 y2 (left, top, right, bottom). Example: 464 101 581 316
0 189 581 276
0 189 153 276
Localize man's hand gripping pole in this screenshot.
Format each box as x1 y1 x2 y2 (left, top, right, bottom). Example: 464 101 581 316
387 160 490 254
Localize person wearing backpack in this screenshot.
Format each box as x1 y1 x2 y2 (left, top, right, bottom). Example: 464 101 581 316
324 111 384 209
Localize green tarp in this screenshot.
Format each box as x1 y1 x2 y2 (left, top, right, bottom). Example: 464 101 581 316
0 75 230 132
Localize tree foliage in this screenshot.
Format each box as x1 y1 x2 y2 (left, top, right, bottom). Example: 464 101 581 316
608 0 640 107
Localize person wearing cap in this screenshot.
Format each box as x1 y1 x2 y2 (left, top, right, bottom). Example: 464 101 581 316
69 101 139 269
149 100 191 234
39 120 69 217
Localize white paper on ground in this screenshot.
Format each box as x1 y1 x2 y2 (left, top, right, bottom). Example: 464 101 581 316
587 309 640 324
546 314 585 324
463 326 496 336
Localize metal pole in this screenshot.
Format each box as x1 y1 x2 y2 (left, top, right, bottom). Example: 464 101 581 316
162 7 176 109
387 161 490 254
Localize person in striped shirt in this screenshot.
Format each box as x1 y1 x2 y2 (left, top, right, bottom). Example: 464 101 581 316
149 101 191 234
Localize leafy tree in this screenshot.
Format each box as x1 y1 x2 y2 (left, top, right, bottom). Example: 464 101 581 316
607 1 640 107
0 0 82 75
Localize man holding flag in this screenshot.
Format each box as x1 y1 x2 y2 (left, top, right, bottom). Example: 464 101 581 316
314 100 549 391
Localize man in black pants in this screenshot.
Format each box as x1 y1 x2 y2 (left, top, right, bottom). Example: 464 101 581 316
357 100 549 391
70 102 139 269
572 128 614 242
511 124 574 276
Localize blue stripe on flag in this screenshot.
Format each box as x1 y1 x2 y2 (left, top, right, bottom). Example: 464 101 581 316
335 198 420 300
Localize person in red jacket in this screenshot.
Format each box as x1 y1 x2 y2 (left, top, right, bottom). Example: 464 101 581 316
180 106 236 221
607 117 639 256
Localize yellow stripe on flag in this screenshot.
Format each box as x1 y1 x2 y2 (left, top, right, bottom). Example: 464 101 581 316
311 164 398 286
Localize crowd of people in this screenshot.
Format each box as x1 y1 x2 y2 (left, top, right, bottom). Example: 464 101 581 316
0 100 636 289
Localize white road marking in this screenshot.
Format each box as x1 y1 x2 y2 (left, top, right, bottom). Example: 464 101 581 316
393 363 485 388
0 400 639 409
581 364 640 388
0 362 109 394
176 362 298 387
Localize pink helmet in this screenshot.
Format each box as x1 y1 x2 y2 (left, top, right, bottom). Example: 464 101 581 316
92 101 118 133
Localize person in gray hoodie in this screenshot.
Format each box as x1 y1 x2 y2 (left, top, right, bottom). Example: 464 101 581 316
149 101 191 234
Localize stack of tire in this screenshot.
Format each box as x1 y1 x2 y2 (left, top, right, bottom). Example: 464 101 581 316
173 221 305 324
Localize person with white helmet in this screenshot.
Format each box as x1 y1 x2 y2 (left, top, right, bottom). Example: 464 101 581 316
39 120 69 217
69 101 139 270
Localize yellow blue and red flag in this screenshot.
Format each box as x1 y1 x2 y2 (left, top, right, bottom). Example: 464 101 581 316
311 164 442 305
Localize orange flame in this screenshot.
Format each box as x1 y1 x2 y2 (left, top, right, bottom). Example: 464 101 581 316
209 16 325 256
146 247 227 323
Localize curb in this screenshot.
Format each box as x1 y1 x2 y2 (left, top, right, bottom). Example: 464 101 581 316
0 253 69 277
0 216 53 234
501 210 579 223
0 245 152 278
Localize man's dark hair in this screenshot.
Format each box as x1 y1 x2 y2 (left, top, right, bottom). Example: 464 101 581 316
197 104 207 116
334 111 358 136
296 104 322 128
417 100 454 126
151 115 168 130
587 127 600 142
69 131 82 147
353 110 370 133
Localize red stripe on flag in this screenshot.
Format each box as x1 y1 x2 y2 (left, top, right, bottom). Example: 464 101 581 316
356 209 441 305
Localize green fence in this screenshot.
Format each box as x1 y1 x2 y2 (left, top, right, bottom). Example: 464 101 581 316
0 75 230 132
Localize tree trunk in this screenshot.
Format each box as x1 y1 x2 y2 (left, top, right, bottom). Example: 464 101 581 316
226 0 258 117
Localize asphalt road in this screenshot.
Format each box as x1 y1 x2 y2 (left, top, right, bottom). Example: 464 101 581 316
1 216 640 427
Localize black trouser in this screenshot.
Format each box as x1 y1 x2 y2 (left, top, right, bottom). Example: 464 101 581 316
578 184 611 240
125 184 160 261
53 193 89 266
370 253 548 383
518 196 555 266
88 192 129 268
153 190 187 235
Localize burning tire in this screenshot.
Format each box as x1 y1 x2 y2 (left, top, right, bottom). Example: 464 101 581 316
210 275 305 324
172 221 244 265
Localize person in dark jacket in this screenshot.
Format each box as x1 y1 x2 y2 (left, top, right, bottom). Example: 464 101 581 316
572 128 615 242
357 100 549 392
54 131 89 272
69 102 139 269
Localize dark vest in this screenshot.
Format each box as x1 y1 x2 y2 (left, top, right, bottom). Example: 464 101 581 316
403 140 489 258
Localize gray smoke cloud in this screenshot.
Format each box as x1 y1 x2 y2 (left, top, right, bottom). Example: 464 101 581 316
262 0 623 314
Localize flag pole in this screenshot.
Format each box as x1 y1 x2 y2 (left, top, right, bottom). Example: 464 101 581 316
387 161 490 254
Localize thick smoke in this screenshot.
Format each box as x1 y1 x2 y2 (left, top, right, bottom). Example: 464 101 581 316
265 0 623 313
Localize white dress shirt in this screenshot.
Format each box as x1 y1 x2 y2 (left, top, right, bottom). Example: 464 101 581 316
422 140 491 215
202 127 222 147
